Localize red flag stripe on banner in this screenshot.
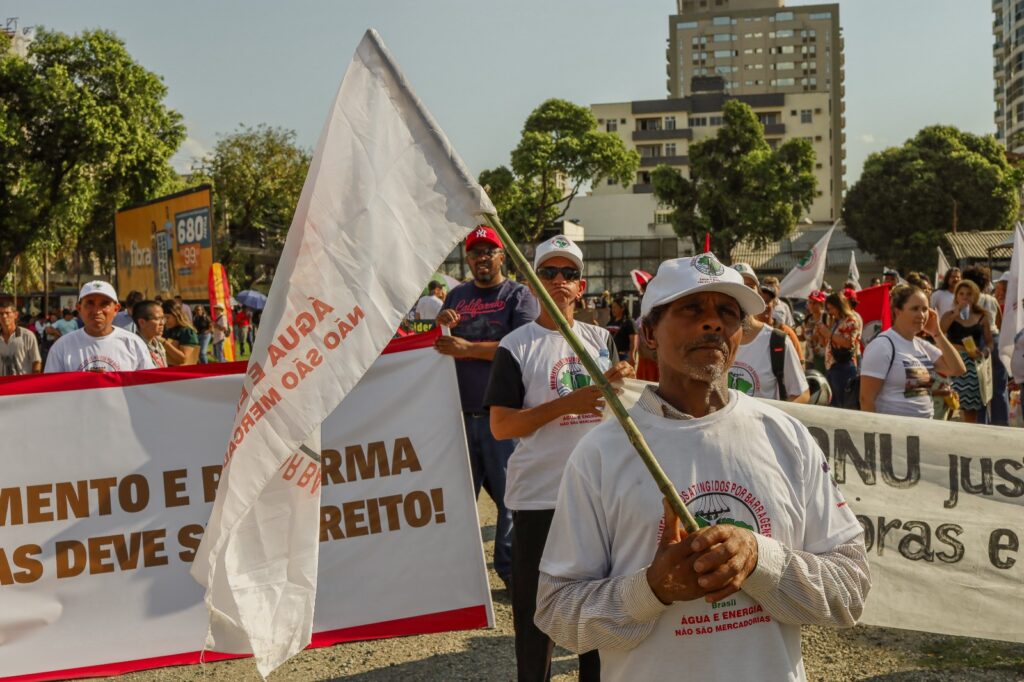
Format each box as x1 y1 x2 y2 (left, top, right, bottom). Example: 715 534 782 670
0 605 488 682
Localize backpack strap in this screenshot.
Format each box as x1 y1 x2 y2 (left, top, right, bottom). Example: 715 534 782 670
769 328 789 401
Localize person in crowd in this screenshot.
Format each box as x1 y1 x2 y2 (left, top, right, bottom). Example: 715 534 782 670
821 291 861 408
761 275 795 327
40 311 61 354
173 295 194 324
162 300 200 365
434 225 539 596
0 298 41 375
133 300 168 368
631 271 659 382
940 280 993 424
883 268 902 287
860 285 965 418
732 262 759 290
963 266 1006 425
535 252 870 682
803 290 829 373
193 305 212 364
931 268 961 318
233 306 252 356
870 277 882 287
211 304 230 362
994 272 1010 309
414 280 446 321
757 286 804 363
53 308 79 338
44 281 154 373
905 272 932 299
113 290 143 332
605 297 638 366
485 235 633 682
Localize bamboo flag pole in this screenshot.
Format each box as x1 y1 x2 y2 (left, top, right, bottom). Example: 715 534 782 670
481 213 700 534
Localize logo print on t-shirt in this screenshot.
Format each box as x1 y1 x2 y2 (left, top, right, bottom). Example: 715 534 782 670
658 481 773 541
726 362 759 396
550 356 591 396
692 253 725 277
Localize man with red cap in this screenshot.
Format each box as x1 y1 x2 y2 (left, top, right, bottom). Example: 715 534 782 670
435 225 539 593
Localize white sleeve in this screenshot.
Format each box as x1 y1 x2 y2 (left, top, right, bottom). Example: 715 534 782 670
783 336 808 398
860 335 894 380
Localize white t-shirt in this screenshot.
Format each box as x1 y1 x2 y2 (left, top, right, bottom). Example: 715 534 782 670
860 329 942 418
930 289 955 318
44 327 155 373
729 325 808 400
414 295 443 320
772 299 795 327
541 392 861 682
485 321 615 510
978 293 999 334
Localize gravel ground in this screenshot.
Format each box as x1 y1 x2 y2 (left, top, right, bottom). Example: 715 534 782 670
96 497 1024 682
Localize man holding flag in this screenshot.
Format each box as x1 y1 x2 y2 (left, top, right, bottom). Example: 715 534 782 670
191 30 499 676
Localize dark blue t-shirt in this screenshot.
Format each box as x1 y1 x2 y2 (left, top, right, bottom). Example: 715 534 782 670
441 279 538 412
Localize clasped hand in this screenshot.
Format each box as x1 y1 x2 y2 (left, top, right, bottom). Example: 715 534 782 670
646 499 759 605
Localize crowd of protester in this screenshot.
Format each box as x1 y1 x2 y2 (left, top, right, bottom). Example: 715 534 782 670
0 284 261 375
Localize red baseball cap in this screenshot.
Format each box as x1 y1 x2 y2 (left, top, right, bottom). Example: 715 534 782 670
465 225 503 250
842 287 858 302
808 290 826 303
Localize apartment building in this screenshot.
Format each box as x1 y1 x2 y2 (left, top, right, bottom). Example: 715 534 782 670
994 0 1024 150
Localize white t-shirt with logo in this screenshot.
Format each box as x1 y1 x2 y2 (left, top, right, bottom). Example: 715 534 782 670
484 321 615 510
729 325 808 400
414 295 443 320
541 392 861 682
860 328 942 418
44 327 155 373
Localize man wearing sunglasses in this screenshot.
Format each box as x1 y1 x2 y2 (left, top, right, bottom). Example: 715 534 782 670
435 225 539 595
485 235 634 682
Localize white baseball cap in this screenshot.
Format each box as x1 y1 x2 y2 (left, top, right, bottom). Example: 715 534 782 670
731 262 759 287
640 253 766 318
534 235 584 270
77 280 118 303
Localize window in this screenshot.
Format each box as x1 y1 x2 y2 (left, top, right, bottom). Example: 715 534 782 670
716 65 738 74
758 112 780 125
665 143 677 156
709 116 724 125
664 116 677 130
743 47 764 55
801 77 818 87
808 12 832 20
607 177 616 185
744 79 764 86
606 120 617 132
770 78 795 86
800 109 812 123
636 117 662 131
677 20 698 29
771 29 794 39
690 116 707 127
744 62 764 70
638 144 661 158
637 171 652 184
692 36 707 45
770 45 796 54
713 33 736 42
775 11 794 21
743 31 764 39
800 29 816 39
773 61 795 70
712 15 733 26
802 45 817 55
713 49 737 58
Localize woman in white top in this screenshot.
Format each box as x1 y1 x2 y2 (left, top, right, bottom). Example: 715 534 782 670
860 285 965 418
930 267 961 319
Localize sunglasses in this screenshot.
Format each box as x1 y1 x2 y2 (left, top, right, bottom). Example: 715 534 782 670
468 248 501 259
537 266 581 281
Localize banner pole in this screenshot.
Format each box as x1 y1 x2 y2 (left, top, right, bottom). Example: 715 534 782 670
480 213 700 533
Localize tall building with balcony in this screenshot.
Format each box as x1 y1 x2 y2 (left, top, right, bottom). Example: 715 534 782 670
994 0 1024 150
665 1 844 213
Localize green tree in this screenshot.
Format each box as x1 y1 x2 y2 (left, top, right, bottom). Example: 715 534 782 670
652 100 816 262
481 98 639 242
192 124 311 289
0 29 185 286
843 126 1021 273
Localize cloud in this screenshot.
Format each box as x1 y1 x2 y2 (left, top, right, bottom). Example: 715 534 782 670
170 136 212 173
859 133 876 144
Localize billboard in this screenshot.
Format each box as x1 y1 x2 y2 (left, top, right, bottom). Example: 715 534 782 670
114 185 214 301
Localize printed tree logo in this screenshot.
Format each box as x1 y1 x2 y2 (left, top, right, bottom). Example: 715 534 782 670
552 237 570 248
797 246 818 271
693 253 725 277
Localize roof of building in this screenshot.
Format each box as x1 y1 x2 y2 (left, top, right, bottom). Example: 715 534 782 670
730 226 877 273
942 230 1015 261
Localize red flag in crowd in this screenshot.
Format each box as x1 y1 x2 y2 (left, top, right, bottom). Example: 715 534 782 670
857 283 891 348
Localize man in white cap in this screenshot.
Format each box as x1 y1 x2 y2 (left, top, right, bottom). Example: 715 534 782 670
536 252 869 682
44 281 155 373
484 234 633 682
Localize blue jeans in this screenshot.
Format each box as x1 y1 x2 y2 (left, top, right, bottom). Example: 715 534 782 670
198 332 212 364
463 413 514 582
827 361 859 409
213 339 225 363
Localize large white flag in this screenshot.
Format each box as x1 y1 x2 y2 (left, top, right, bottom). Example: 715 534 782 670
998 224 1024 383
778 223 836 298
935 246 951 289
847 250 861 290
191 29 495 677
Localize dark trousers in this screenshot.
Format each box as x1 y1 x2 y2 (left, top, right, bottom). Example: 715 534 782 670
463 413 514 581
989 352 1009 426
511 509 600 682
827 360 859 409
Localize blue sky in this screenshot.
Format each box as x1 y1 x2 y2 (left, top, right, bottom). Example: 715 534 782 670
5 0 995 186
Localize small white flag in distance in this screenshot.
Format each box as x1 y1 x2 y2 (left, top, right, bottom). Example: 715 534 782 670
190 29 495 677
